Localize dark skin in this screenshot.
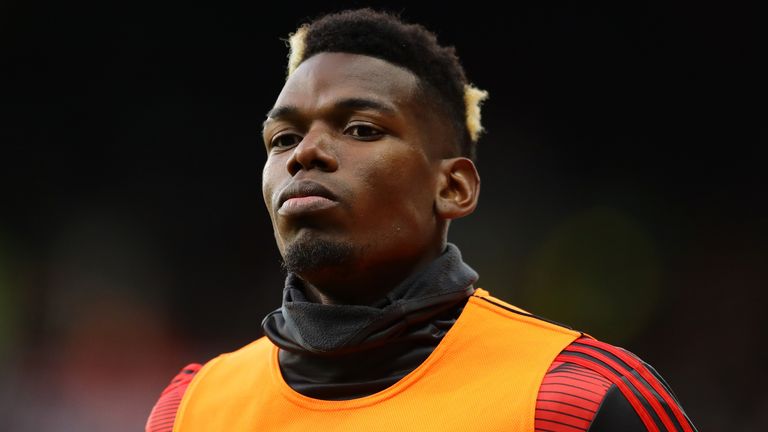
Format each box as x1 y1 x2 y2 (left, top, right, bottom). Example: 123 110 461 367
262 52 480 305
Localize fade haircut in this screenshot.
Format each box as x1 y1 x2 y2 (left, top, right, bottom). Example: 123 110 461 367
285 8 488 160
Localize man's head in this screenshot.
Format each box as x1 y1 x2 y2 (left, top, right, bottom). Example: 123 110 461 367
261 9 487 304
286 9 488 160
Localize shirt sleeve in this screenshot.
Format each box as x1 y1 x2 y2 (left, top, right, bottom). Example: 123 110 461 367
535 337 698 432
145 363 202 432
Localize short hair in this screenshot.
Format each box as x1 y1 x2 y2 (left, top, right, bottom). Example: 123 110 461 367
285 8 488 160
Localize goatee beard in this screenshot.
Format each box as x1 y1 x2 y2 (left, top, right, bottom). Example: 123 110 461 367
281 238 355 274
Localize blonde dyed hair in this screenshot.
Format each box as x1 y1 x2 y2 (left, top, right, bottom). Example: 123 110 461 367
286 25 309 76
464 85 489 143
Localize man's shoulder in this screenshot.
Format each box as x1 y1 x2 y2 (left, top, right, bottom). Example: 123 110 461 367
145 336 272 432
471 291 697 431
539 337 698 431
224 335 274 356
470 289 581 337
146 363 202 432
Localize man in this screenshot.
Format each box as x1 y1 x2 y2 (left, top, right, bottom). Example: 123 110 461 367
147 9 697 431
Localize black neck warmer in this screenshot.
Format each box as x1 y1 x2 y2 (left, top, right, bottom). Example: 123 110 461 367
261 243 478 400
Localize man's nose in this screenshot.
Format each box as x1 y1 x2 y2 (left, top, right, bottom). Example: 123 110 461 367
286 127 339 176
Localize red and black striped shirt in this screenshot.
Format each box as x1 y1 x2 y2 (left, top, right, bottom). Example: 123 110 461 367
146 337 696 431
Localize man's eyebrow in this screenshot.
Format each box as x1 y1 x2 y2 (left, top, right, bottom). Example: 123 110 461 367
263 98 398 127
262 105 298 132
265 105 299 122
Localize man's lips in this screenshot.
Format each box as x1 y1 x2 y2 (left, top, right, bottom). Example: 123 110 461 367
279 196 337 216
276 181 339 216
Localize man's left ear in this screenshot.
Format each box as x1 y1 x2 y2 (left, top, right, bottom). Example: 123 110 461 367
435 157 481 220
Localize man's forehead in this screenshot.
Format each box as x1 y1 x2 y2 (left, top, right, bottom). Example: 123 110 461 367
274 52 419 112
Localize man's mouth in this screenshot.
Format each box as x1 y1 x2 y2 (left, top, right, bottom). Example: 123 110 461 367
277 181 339 216
279 196 337 216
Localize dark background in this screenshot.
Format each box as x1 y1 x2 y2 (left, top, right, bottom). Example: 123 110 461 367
1 1 765 430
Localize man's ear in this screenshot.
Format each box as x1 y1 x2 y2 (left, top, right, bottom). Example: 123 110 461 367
435 157 481 220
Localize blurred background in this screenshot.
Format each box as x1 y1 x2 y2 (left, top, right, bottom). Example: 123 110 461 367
1 1 765 430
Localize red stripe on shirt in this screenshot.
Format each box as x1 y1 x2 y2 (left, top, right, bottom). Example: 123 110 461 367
145 364 201 432
566 344 678 431
558 354 660 432
576 339 693 432
534 355 612 431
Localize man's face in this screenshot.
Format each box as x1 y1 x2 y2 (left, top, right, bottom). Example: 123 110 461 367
261 52 446 294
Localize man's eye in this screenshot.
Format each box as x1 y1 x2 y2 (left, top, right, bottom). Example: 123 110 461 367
271 133 302 149
345 124 383 139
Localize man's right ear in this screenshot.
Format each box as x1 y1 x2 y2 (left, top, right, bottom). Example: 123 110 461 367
434 157 480 220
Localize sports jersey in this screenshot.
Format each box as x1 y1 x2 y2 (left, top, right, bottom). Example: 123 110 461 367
147 244 696 431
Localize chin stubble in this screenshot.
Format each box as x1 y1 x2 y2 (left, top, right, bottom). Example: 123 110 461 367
281 238 355 274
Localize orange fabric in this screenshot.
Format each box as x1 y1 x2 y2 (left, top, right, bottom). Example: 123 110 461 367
174 290 581 431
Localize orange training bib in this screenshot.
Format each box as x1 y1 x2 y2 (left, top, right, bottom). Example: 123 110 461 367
174 290 581 431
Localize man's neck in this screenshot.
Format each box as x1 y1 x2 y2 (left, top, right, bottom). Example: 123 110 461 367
299 241 447 306
260 241 479 400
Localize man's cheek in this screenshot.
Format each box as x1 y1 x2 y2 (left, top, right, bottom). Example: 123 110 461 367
262 164 280 212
